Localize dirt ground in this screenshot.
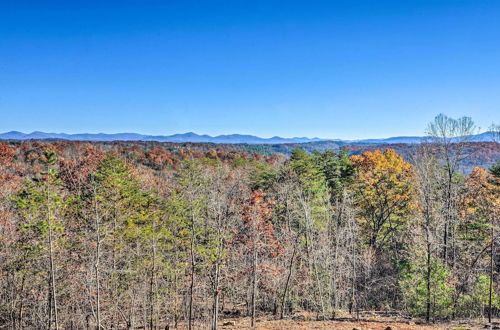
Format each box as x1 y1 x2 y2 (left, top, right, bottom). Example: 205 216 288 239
215 315 498 329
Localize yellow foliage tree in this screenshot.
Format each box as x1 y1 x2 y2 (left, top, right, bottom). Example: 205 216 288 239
351 149 416 250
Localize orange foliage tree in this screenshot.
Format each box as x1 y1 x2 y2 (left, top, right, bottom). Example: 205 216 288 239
460 167 500 321
461 167 499 228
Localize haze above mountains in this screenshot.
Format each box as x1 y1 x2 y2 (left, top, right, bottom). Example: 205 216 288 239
0 131 495 145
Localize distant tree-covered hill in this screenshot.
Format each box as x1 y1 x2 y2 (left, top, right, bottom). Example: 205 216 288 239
2 139 498 173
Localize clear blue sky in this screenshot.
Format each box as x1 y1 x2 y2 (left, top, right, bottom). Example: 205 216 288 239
1 0 499 139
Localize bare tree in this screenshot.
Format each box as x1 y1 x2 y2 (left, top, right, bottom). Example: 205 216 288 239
426 114 477 266
413 144 443 322
490 122 500 143
205 165 246 330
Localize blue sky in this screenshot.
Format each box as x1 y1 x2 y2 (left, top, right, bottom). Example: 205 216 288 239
1 0 499 139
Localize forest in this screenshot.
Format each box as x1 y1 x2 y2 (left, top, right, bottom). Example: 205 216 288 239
0 114 499 329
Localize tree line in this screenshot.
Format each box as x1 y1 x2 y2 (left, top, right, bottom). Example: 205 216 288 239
0 114 499 329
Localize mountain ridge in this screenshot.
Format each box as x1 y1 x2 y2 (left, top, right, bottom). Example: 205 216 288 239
0 131 495 145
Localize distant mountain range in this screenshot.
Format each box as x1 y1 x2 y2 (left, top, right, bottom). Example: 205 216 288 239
0 131 495 145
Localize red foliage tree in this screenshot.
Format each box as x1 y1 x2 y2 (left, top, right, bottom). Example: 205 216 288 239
236 190 282 326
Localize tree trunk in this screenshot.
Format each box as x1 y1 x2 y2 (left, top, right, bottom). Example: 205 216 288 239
212 262 220 330
149 239 156 330
212 212 224 330
188 211 196 330
443 170 452 266
149 205 158 330
47 179 59 330
280 237 298 319
251 246 257 327
426 241 431 323
489 224 494 324
93 183 101 330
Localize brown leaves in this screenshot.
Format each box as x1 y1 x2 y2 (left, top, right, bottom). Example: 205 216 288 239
0 143 15 166
239 190 283 257
58 144 105 190
146 147 174 169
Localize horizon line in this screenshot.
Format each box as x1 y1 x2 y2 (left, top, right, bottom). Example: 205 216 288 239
0 129 493 142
